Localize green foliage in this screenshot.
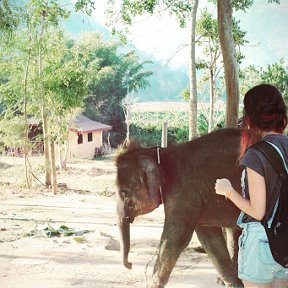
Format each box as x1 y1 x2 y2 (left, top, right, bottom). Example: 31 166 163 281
106 0 192 42
130 110 189 146
208 0 254 11
169 126 189 143
79 32 153 146
74 0 95 15
27 223 90 237
197 113 209 136
239 59 288 104
44 59 88 109
27 0 71 28
0 0 95 35
0 0 20 38
130 124 162 146
0 1 94 156
196 9 247 67
260 58 288 100
231 0 253 11
197 8 218 40
209 0 280 11
129 107 225 146
122 50 153 92
0 113 25 148
180 88 190 101
130 124 189 147
239 64 262 99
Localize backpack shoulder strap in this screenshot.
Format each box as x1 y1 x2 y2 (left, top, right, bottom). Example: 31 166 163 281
251 141 287 180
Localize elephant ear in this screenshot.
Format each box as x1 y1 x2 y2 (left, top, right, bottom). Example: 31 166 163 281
139 156 163 201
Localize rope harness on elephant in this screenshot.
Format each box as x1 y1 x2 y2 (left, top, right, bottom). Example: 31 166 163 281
157 147 164 204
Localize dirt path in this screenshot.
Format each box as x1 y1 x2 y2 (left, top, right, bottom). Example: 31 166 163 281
0 156 220 288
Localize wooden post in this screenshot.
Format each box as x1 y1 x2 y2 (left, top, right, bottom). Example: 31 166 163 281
161 122 168 148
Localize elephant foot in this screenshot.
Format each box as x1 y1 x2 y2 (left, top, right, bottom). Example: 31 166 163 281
148 277 166 288
225 284 244 288
148 282 165 288
217 276 243 288
217 276 225 285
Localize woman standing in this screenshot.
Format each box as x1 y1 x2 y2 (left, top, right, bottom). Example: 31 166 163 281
215 84 288 287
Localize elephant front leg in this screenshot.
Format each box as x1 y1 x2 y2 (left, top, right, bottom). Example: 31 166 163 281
149 223 194 288
195 226 243 288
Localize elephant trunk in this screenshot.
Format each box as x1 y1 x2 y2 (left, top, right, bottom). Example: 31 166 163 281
117 202 132 269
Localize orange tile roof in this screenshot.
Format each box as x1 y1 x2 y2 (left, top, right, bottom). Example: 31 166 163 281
70 115 112 133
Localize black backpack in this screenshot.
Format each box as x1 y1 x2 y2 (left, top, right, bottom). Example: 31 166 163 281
253 140 288 268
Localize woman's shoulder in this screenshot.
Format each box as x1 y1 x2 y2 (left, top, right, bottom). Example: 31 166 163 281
262 133 288 151
240 146 266 176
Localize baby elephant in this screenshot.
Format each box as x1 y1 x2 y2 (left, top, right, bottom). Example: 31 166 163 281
115 128 243 287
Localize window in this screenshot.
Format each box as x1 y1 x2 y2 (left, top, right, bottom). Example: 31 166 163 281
77 134 83 144
88 132 93 142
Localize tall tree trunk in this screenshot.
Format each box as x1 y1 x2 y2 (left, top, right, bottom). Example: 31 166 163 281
42 102 51 186
188 0 199 140
50 141 57 195
217 0 239 128
58 142 63 171
39 13 51 187
208 68 215 132
62 142 68 170
126 104 130 141
23 48 32 188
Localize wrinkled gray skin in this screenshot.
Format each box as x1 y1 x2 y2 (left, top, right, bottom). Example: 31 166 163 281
116 128 243 288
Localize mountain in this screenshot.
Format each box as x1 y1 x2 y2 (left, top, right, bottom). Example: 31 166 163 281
62 9 189 102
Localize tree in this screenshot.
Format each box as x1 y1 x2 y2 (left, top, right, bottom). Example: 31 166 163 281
216 0 280 127
188 0 199 139
261 58 288 101
197 9 222 132
23 0 73 190
105 0 196 138
0 0 91 191
239 64 262 99
0 27 36 188
43 36 89 189
0 0 95 36
79 32 152 146
0 0 19 38
217 0 240 128
121 91 136 144
196 8 247 131
121 51 152 144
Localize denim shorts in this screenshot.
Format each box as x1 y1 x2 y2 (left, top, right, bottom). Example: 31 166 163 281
238 222 288 283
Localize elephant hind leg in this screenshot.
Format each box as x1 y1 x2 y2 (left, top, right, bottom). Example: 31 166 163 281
195 226 243 288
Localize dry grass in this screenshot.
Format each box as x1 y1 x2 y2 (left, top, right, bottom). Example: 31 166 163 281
0 153 118 199
131 101 225 113
131 102 189 112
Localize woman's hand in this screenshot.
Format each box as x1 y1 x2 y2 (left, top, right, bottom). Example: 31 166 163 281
215 178 233 196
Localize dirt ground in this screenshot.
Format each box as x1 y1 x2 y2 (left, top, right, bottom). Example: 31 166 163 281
0 154 220 288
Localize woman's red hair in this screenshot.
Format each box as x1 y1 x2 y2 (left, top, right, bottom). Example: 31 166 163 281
239 84 287 159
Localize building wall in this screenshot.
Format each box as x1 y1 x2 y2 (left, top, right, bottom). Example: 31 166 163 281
68 130 103 159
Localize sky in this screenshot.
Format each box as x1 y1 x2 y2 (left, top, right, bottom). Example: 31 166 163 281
89 0 288 69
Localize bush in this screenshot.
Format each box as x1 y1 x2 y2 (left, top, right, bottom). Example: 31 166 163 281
130 124 189 147
127 108 225 146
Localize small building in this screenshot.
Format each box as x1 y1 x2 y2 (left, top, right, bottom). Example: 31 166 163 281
68 115 112 159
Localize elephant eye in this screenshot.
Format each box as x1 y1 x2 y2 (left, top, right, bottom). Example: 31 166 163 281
119 190 128 200
125 198 134 213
